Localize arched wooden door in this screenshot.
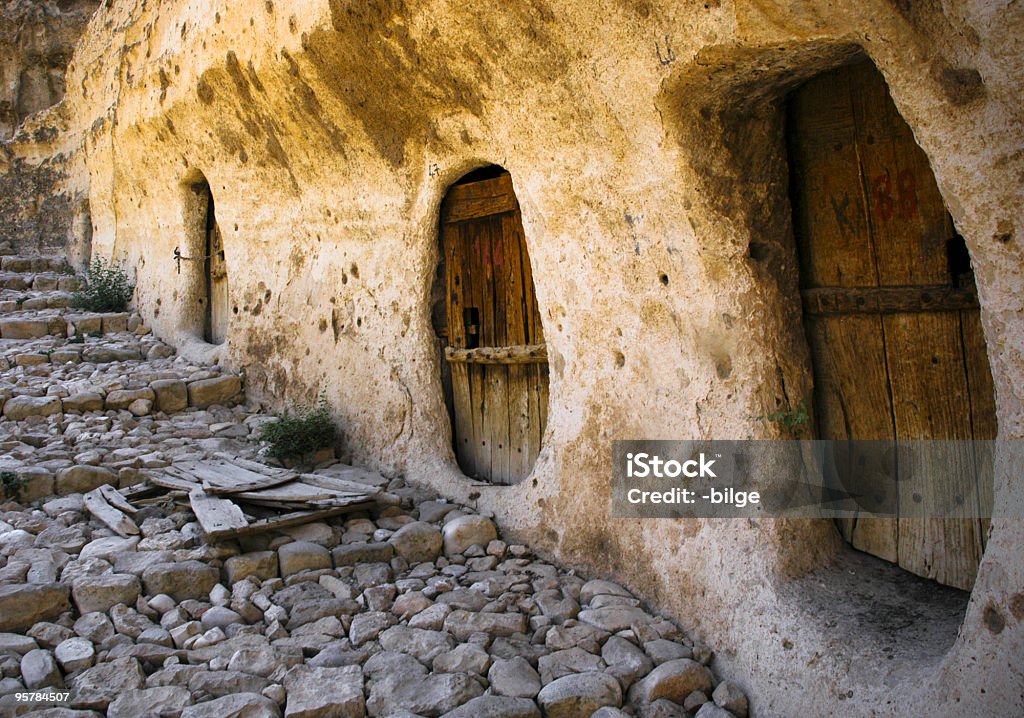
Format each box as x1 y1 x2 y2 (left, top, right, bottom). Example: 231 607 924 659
440 170 549 484
203 186 229 346
788 60 996 590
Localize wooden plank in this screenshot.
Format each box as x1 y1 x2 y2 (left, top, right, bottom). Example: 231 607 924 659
885 311 983 590
298 473 384 495
189 486 250 537
230 480 361 502
213 453 295 478
445 344 547 364
99 484 137 513
441 173 519 224
177 459 295 494
787 64 878 288
801 285 979 315
202 501 376 541
488 221 511 484
84 488 139 537
466 222 490 478
503 213 531 480
118 481 163 501
149 468 200 492
444 220 476 477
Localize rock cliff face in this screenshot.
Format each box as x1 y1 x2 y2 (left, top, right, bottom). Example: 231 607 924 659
0 0 97 139
7 0 1024 715
0 0 97 258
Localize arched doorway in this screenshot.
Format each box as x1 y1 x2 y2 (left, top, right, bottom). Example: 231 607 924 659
437 166 549 484
787 60 997 590
188 179 228 345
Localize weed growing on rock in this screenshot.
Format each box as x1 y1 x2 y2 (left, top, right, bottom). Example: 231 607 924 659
1 471 26 501
72 256 135 312
752 400 811 438
256 394 337 461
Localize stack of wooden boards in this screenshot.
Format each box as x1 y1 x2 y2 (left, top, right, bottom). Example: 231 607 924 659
83 454 392 542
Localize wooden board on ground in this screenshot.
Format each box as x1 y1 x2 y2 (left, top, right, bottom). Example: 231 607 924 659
137 455 385 541
188 486 250 537
201 501 377 541
175 458 298 494
83 487 139 537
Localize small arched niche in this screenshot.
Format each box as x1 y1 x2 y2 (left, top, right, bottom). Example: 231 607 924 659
433 165 549 484
181 174 229 346
785 59 997 591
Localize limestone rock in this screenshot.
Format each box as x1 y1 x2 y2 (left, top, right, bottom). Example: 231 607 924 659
695 704 736 718
180 692 281 718
488 657 542 698
538 647 605 684
68 656 146 709
104 388 155 411
712 681 748 718
142 561 219 601
106 686 192 718
0 584 70 632
150 379 188 413
55 465 117 494
442 515 497 556
378 626 455 663
331 542 394 567
62 392 104 413
187 376 241 408
349 611 391 646
282 665 364 718
277 541 331 577
389 521 442 563
432 642 491 675
0 633 39 655
21 649 63 689
3 395 62 420
439 695 541 718
537 672 623 717
54 637 95 672
627 659 714 705
366 670 485 717
577 607 655 633
443 610 527 641
71 573 141 613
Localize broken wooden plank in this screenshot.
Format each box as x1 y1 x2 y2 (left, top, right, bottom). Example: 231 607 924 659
148 469 200 492
177 458 298 494
84 487 139 537
229 480 358 503
294 473 383 495
99 484 137 513
213 453 294 478
118 481 164 501
188 486 249 537
201 500 377 541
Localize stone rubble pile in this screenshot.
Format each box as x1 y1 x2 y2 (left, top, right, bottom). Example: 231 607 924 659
0 254 752 717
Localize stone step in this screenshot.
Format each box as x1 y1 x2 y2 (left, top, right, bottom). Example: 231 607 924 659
0 372 245 420
0 271 83 292
0 291 74 313
0 255 74 274
0 311 133 340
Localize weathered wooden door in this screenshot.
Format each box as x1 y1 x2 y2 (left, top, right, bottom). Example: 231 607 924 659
440 171 549 484
788 60 996 590
204 188 229 345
